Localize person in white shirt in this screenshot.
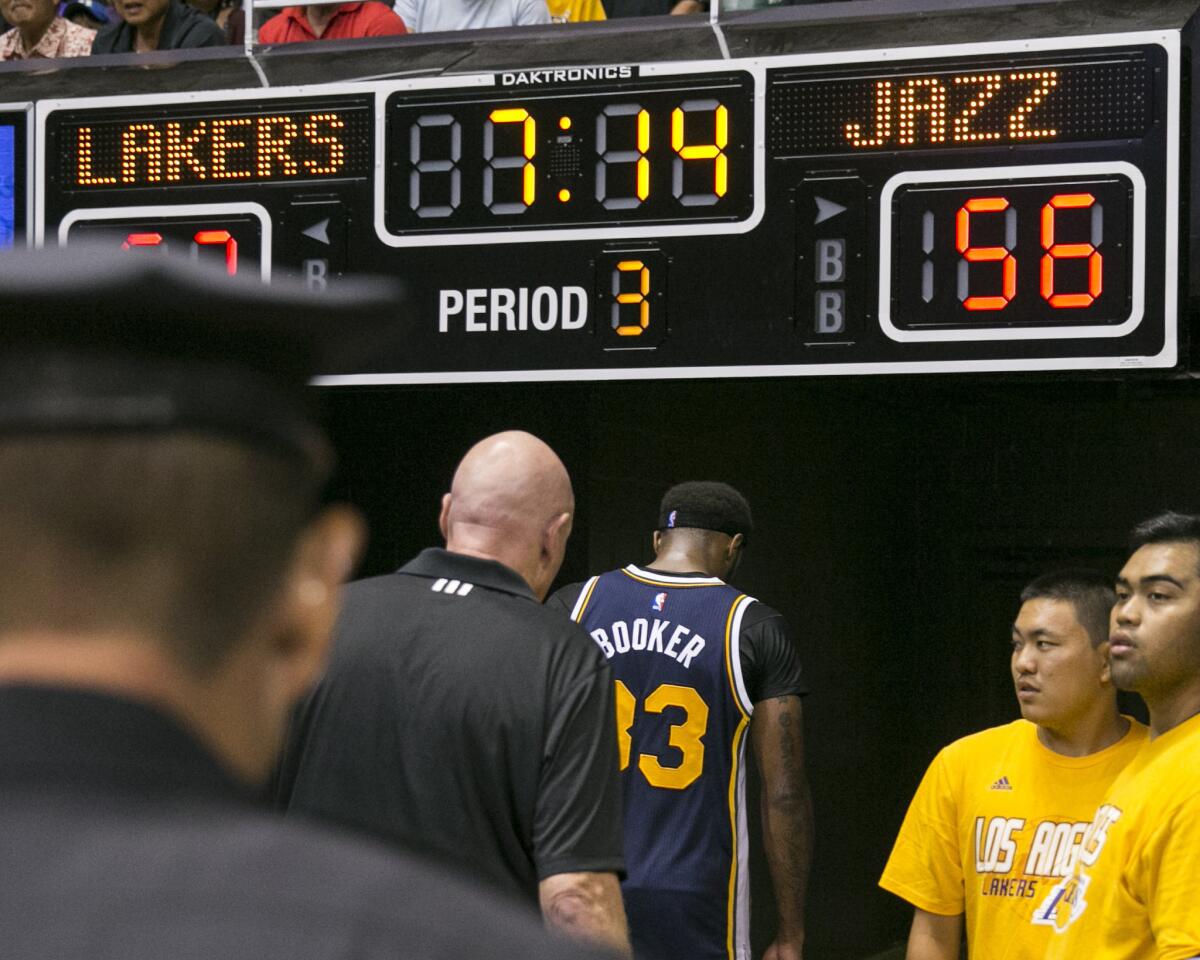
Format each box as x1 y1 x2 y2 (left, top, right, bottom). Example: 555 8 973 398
394 0 548 32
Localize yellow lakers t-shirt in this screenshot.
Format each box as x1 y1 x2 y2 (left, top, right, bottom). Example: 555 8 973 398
545 0 606 20
1042 711 1200 960
879 718 1147 960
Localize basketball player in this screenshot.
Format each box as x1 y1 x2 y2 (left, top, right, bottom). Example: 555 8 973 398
1043 513 1200 959
550 481 811 960
879 569 1146 960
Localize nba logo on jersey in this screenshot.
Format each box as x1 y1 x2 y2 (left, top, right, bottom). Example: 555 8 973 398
667 510 677 528
652 592 667 612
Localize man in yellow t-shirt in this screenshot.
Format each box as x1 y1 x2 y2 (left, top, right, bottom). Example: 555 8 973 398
1043 512 1200 960
879 569 1147 960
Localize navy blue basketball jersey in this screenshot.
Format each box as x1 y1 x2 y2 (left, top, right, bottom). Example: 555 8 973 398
569 565 756 960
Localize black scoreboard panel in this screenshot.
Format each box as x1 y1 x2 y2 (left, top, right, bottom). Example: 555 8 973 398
36 30 1180 382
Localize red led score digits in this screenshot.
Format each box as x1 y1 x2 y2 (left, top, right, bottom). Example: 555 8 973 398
951 192 1101 311
122 229 238 275
890 175 1131 332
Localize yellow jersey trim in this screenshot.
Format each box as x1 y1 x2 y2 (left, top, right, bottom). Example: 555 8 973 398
620 565 725 588
726 715 749 960
724 595 751 722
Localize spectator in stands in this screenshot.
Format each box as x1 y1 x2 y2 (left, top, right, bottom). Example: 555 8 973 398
1 0 94 58
59 0 112 30
545 0 603 21
91 0 223 51
185 0 240 43
257 1 405 43
394 0 547 32
605 0 698 15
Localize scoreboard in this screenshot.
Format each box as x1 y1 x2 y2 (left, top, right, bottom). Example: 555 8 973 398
18 23 1187 382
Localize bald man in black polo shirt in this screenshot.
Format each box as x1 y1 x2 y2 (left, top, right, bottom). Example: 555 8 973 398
276 431 630 957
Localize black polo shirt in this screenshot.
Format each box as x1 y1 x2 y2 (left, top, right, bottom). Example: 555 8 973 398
0 684 602 960
275 548 625 907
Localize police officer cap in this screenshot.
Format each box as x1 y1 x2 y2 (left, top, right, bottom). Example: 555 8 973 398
657 481 753 540
0 246 402 464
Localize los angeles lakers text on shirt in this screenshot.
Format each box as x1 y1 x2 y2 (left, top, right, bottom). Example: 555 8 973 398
880 718 1146 960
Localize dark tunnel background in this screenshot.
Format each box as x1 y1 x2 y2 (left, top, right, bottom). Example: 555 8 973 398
319 373 1187 960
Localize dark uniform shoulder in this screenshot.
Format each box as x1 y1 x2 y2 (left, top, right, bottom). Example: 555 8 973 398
740 598 788 629
2 796 593 960
547 580 586 615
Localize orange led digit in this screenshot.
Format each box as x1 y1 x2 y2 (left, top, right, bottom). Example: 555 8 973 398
636 108 650 201
595 103 650 211
121 232 164 249
613 260 651 336
671 100 728 206
1041 193 1102 308
192 229 238 276
956 196 1016 311
484 107 537 213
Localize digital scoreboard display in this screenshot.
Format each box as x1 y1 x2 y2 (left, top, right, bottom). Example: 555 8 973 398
384 74 754 235
55 100 372 191
770 55 1152 155
35 31 1180 381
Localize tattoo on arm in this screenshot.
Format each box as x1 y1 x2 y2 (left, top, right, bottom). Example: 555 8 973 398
753 695 814 951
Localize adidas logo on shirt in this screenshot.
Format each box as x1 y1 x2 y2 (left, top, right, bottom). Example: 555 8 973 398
990 776 1013 791
431 578 474 597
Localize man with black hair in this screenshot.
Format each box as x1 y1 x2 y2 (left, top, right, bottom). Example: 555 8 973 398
1044 513 1200 960
550 481 811 960
0 248 600 960
880 569 1146 960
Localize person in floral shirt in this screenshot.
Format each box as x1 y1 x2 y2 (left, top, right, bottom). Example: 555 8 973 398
0 0 93 58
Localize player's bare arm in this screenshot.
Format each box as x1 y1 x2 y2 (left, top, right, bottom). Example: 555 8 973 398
752 694 814 960
906 908 962 960
538 871 631 958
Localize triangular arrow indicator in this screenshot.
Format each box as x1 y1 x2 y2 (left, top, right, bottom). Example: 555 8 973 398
814 196 847 225
301 218 331 245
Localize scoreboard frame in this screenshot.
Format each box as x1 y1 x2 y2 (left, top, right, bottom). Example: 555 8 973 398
29 26 1184 384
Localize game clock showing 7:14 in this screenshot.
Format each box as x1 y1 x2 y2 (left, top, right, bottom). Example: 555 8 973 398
383 73 755 237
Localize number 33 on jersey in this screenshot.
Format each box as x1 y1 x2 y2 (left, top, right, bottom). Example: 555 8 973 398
569 565 758 960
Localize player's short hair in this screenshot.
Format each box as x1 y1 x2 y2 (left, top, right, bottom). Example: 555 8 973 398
0 433 328 676
1129 512 1200 571
657 481 753 541
1019 568 1115 648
